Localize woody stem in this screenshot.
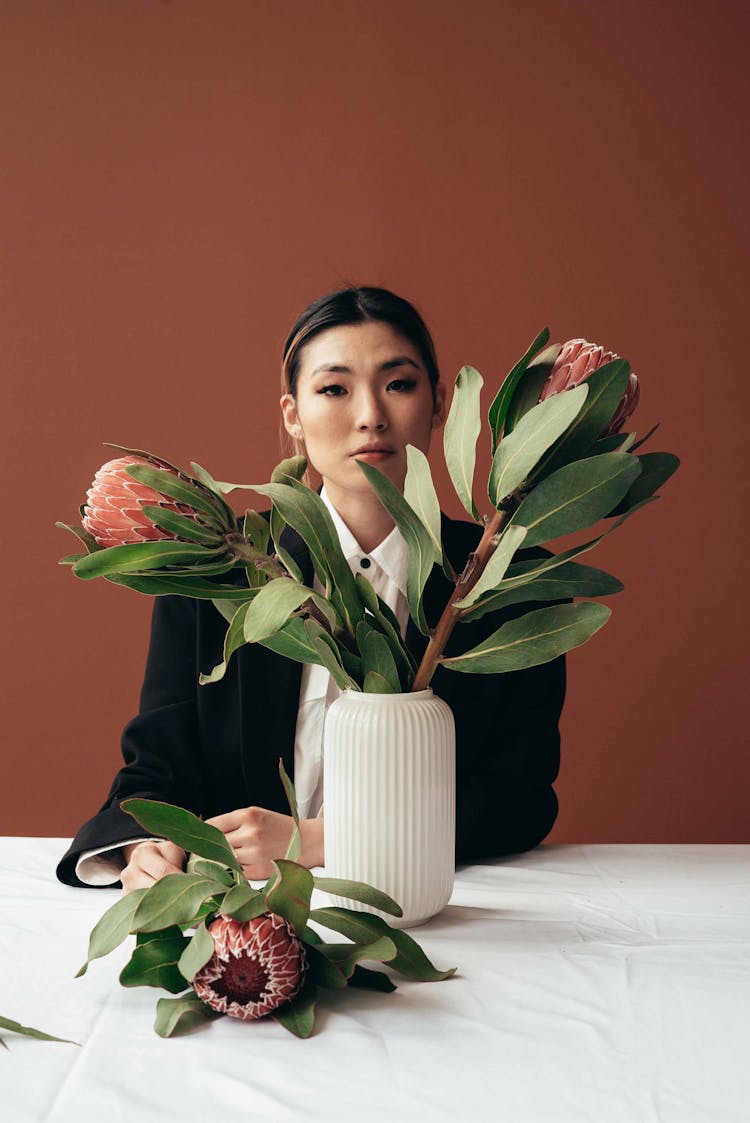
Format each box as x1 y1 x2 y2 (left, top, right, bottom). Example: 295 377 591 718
411 501 517 692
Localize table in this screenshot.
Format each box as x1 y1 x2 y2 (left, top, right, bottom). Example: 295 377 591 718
2 841 748 1122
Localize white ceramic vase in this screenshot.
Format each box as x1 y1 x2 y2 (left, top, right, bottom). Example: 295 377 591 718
322 688 455 929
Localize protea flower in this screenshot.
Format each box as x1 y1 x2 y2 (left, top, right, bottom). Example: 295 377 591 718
82 455 218 547
539 338 640 438
192 913 307 1020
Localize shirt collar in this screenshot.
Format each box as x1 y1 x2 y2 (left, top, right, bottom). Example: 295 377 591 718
319 486 409 596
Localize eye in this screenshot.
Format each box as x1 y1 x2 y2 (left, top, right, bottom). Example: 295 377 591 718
317 383 346 396
387 378 417 392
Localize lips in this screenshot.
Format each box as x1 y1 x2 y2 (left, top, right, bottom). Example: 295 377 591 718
350 444 395 457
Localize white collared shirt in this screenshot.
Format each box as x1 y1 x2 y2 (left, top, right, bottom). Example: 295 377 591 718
75 487 409 884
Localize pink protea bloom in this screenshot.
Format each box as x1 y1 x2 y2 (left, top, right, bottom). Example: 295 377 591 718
192 913 307 1021
539 338 640 438
82 455 207 547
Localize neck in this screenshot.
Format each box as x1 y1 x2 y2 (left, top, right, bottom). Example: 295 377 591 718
323 482 395 553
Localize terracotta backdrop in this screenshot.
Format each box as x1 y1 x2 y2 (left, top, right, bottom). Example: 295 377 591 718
1 0 747 843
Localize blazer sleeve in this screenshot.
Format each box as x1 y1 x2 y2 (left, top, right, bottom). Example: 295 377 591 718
56 594 207 887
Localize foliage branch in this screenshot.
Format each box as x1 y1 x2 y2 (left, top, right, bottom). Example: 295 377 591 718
58 328 679 692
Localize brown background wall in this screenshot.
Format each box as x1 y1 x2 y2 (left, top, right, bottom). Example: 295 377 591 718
1 0 747 843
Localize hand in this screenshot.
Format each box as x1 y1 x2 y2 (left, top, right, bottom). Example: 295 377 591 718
205 807 324 880
120 839 187 895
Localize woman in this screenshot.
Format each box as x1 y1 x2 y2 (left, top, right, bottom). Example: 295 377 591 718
56 286 565 892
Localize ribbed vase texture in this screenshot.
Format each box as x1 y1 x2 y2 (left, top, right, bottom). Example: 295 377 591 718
323 689 455 928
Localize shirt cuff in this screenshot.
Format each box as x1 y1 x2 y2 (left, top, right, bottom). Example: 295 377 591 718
75 837 163 886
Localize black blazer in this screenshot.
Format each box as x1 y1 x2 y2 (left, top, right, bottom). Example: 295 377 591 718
57 514 565 887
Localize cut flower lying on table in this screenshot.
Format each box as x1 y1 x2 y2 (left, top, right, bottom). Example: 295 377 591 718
57 328 679 693
74 763 455 1038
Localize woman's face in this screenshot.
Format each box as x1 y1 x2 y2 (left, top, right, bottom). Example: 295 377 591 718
280 321 445 499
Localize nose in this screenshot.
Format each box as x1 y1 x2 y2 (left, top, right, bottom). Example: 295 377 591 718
355 388 388 431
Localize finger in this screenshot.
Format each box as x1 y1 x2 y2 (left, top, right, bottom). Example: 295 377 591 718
121 866 157 894
205 809 245 833
240 859 275 881
158 841 186 867
132 844 183 882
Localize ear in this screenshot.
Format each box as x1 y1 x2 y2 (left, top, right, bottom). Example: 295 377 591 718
280 393 303 441
431 382 447 430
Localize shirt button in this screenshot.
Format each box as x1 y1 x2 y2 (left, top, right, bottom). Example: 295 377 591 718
359 557 371 569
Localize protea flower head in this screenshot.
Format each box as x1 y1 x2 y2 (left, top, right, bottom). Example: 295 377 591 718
82 455 217 547
192 913 307 1020
539 338 640 439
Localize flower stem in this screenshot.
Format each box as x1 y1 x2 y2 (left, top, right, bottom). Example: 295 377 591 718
410 498 519 692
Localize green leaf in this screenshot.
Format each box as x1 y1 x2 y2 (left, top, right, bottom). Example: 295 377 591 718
259 615 331 667
76 888 149 975
311 877 403 917
309 907 456 981
356 619 402 693
72 540 227 580
355 458 435 635
241 509 272 587
199 600 253 684
442 601 611 674
188 461 245 527
181 897 222 930
106 573 255 600
242 577 315 644
460 497 656 620
590 431 636 454
124 463 228 527
303 620 360 692
501 342 562 434
0 1015 78 1046
404 444 444 558
271 455 308 486
270 506 305 584
121 798 243 872
131 873 230 934
264 859 314 935
443 364 484 520
213 597 238 626
488 385 589 506
303 944 348 990
278 758 302 862
119 930 189 993
488 327 551 452
185 856 235 886
138 505 224 545
318 937 398 979
272 979 318 1038
55 519 100 555
363 670 395 693
247 482 362 636
58 551 86 566
527 359 633 481
177 922 215 983
453 524 528 610
510 452 641 547
348 965 397 992
354 577 415 686
607 451 680 515
220 883 267 921
154 993 219 1038
462 559 623 618
630 422 660 452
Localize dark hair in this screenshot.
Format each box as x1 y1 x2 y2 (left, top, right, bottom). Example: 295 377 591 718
281 285 440 400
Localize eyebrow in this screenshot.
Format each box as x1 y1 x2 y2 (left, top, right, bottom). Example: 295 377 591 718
310 356 420 376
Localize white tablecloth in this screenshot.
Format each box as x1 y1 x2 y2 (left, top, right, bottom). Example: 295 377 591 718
1 840 748 1122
